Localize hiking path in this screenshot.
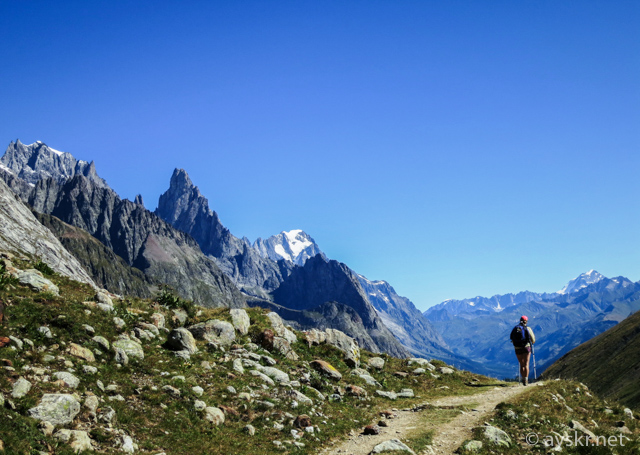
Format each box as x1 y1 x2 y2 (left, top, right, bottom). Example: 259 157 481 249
322 381 543 455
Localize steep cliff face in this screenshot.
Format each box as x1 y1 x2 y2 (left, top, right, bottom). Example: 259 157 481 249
1 140 108 188
32 211 155 298
23 175 245 308
0 177 95 287
271 256 409 358
155 169 293 295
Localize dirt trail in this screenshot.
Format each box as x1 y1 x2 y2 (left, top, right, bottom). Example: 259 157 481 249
322 382 543 455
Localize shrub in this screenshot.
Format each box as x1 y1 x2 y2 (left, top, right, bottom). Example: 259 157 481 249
33 260 54 276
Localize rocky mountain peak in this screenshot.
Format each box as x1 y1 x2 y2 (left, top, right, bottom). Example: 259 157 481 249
0 140 108 188
558 270 606 294
157 168 212 226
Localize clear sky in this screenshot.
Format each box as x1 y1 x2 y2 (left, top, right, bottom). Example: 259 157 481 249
1 1 639 310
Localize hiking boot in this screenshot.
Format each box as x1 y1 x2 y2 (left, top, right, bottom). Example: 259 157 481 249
524 378 528 386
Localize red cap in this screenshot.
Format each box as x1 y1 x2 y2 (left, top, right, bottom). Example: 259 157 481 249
520 315 528 322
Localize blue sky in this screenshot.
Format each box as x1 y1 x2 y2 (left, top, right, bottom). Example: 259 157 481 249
1 1 639 309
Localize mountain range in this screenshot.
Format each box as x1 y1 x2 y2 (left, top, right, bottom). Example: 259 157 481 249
2 139 638 380
0 141 451 361
424 271 640 378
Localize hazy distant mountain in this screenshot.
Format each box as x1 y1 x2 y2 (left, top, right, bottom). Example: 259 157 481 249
424 273 640 378
557 269 605 294
1 140 108 188
424 270 606 320
253 230 326 266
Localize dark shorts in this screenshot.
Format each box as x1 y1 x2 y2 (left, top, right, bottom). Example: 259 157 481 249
515 346 531 355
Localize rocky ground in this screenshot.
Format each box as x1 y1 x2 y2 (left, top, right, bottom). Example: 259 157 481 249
1 252 638 455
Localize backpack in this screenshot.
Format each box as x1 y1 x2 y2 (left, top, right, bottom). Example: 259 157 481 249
510 324 529 348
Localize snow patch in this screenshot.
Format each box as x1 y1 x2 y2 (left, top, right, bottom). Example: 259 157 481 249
273 244 292 262
283 229 313 258
0 163 14 175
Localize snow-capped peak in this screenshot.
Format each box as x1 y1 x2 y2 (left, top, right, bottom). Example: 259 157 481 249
558 270 606 294
253 229 326 266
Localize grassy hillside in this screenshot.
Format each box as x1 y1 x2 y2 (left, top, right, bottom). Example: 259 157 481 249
458 379 639 454
543 309 640 409
0 254 498 454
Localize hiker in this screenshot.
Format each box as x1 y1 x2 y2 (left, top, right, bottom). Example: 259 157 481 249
510 315 535 386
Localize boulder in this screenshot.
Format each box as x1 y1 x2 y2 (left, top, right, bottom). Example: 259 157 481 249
438 367 455 375
16 269 59 295
483 425 512 448
53 372 80 389
325 329 360 367
368 357 385 370
311 360 342 380
11 377 32 398
376 390 398 400
54 429 93 453
204 407 225 425
96 290 113 306
230 309 250 335
114 347 129 365
364 425 380 435
112 339 144 360
294 414 312 428
407 358 436 371
273 336 299 360
150 312 165 329
257 329 275 350
188 320 235 346
462 440 483 452
165 328 197 354
28 394 81 425
266 312 297 343
371 439 416 454
69 343 95 362
304 329 326 346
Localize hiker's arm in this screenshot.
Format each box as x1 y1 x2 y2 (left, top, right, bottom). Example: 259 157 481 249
528 328 536 344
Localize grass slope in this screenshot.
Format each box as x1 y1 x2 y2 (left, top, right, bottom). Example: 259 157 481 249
0 256 498 455
543 310 640 409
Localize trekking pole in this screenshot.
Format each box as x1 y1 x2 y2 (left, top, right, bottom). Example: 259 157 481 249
532 344 537 381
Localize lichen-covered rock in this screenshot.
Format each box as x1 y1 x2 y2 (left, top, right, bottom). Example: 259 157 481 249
188 320 235 346
483 425 512 447
325 329 360 368
267 312 297 344
150 312 165 329
53 372 80 389
273 336 299 360
69 343 95 362
112 338 144 360
311 360 342 381
12 377 32 398
230 309 250 335
15 269 59 295
204 407 225 425
29 394 81 425
54 429 93 453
